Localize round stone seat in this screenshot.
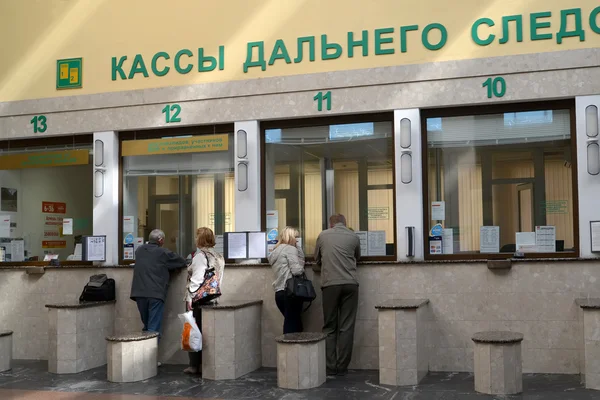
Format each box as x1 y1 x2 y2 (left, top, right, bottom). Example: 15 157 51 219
0 331 13 373
276 332 327 390
472 331 524 395
106 332 159 383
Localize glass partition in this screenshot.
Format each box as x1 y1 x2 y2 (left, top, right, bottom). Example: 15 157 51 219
122 132 234 259
425 105 576 258
264 118 395 258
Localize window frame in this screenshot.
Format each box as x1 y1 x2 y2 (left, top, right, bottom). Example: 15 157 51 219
118 124 234 264
261 112 398 262
421 100 579 260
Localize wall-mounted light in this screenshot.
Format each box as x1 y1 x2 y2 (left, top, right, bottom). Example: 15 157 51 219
586 105 599 138
237 162 248 191
401 151 412 184
94 170 105 197
94 140 104 167
237 130 247 158
400 118 411 149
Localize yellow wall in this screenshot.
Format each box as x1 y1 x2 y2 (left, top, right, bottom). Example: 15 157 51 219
1 0 599 102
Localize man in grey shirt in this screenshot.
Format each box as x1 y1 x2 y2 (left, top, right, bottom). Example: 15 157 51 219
314 214 361 376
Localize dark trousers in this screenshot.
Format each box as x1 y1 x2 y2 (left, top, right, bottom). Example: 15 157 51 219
136 298 165 339
275 290 304 334
322 284 359 372
188 306 202 369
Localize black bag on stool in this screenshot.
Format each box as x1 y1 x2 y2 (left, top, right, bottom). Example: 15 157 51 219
79 274 116 302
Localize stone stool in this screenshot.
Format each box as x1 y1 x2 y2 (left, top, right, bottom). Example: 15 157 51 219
0 331 13 372
472 331 524 395
276 332 327 390
106 332 159 383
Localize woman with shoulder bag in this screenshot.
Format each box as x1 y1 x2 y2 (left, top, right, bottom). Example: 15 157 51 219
183 227 225 375
268 227 305 334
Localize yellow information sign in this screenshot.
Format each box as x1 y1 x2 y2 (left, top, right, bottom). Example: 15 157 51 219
121 134 229 156
0 149 89 170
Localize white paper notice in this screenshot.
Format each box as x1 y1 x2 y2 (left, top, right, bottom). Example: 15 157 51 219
356 231 369 256
215 235 224 255
123 216 135 233
86 236 106 261
516 232 537 252
480 226 500 253
592 222 600 253
0 216 10 238
248 232 267 259
367 231 386 256
442 229 454 254
62 218 73 235
11 240 24 261
74 243 82 260
536 226 556 253
227 233 247 259
431 201 446 221
266 210 279 229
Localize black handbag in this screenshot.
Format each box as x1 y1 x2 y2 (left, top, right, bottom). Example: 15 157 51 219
285 273 317 311
79 274 116 302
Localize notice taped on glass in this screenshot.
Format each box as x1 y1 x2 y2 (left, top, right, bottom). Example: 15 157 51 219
480 226 500 253
535 226 556 253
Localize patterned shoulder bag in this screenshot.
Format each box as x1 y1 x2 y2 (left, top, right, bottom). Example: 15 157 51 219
189 250 222 306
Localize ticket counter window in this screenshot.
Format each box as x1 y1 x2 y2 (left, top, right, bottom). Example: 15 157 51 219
424 104 576 258
121 132 234 259
264 118 395 258
0 141 94 263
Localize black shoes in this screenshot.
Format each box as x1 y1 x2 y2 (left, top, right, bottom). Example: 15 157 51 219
326 368 348 377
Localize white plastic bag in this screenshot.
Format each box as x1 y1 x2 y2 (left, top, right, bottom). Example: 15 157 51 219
179 311 202 352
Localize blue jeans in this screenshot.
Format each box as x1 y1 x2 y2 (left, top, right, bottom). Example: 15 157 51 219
135 298 165 339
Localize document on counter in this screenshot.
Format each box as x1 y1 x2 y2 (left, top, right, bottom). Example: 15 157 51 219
536 226 556 252
11 240 24 262
592 221 600 252
356 231 368 256
215 235 224 255
226 232 247 259
442 229 454 254
85 236 106 262
516 232 537 252
368 231 386 256
480 226 500 253
248 232 267 259
62 218 73 235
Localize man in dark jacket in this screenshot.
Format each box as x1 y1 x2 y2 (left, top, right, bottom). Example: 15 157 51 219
314 214 361 377
130 229 186 337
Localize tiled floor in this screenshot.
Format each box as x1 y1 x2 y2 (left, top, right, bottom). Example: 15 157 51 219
0 360 598 400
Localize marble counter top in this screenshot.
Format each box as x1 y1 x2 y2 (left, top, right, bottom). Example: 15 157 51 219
576 298 600 309
0 257 598 271
199 299 263 310
472 331 524 344
45 300 116 309
275 332 327 344
106 332 159 342
375 299 430 310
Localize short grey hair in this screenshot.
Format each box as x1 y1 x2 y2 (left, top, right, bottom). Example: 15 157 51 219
149 229 165 242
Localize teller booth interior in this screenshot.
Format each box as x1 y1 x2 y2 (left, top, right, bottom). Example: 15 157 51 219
0 136 94 263
425 106 575 256
264 117 395 258
122 130 235 259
